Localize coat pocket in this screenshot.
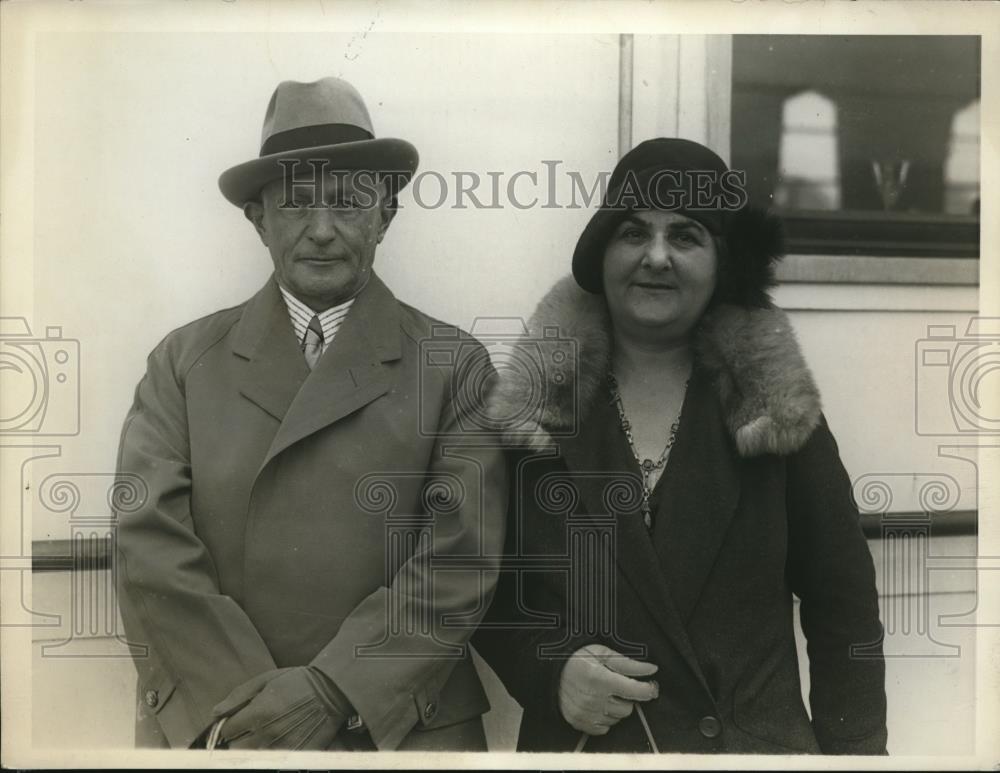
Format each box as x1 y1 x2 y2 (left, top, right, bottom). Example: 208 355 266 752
730 657 819 754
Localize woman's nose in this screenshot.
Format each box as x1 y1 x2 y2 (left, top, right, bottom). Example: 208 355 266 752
643 234 672 270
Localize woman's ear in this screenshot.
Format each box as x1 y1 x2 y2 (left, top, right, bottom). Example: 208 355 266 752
243 201 268 245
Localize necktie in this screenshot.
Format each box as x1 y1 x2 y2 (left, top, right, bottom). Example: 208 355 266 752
302 314 324 370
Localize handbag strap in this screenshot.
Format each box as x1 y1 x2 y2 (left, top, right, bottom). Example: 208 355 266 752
574 703 659 753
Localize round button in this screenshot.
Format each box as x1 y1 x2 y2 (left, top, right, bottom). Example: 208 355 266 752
144 689 159 709
698 715 722 739
423 702 437 720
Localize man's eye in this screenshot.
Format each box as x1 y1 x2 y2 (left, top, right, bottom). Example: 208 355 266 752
335 199 369 214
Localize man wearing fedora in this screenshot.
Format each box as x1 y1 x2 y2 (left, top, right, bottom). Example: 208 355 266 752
114 77 506 751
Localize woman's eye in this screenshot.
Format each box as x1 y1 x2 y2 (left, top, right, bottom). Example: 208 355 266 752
672 232 700 246
621 228 645 242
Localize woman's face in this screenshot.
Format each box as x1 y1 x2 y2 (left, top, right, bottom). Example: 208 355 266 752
602 209 718 341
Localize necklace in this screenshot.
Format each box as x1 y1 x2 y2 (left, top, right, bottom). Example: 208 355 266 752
608 371 686 529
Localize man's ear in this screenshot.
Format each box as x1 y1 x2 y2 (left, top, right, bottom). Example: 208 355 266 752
375 183 397 244
243 200 268 245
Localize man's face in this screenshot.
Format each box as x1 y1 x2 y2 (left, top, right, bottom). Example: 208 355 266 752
245 168 395 310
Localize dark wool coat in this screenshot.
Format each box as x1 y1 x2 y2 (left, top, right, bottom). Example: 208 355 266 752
115 273 506 750
472 276 887 755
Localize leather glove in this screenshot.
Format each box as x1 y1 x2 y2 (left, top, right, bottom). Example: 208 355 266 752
211 666 351 750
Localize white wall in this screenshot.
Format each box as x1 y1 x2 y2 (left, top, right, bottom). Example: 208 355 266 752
782 300 982 515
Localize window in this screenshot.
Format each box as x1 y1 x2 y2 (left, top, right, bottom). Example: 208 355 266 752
731 35 980 261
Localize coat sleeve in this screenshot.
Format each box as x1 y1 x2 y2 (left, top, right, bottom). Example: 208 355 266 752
470 450 593 750
115 337 278 748
307 350 508 750
785 415 888 755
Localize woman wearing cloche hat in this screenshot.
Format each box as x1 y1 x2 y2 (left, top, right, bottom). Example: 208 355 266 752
474 138 888 754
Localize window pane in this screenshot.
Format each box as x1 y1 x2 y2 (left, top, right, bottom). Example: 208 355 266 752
731 35 980 257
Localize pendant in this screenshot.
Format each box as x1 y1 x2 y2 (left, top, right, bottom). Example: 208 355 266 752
642 503 652 529
641 458 655 472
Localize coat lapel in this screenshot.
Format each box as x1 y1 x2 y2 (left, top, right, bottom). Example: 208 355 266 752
260 274 402 470
231 274 402 472
651 365 741 624
556 395 713 695
232 278 311 423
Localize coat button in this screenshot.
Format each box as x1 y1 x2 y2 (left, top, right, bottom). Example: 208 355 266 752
423 702 437 720
144 689 159 709
698 715 722 738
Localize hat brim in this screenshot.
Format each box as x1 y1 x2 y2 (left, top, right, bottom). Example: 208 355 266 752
218 137 419 206
571 206 629 294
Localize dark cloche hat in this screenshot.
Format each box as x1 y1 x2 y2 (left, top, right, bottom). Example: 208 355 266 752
219 77 419 207
572 137 785 308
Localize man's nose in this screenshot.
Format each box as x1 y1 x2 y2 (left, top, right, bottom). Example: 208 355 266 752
306 207 339 244
643 233 672 270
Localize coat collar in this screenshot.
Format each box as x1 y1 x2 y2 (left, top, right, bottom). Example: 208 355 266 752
487 275 821 458
232 272 402 469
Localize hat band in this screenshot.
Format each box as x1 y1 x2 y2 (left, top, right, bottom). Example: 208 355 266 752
260 123 374 157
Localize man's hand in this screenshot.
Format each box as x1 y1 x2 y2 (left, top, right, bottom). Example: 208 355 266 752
211 666 350 750
558 644 659 736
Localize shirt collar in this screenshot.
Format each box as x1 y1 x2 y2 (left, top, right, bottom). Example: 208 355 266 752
277 284 355 350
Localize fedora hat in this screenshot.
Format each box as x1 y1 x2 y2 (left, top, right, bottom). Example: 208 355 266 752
572 137 784 308
218 77 419 206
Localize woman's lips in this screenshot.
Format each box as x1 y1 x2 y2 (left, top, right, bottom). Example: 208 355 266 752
634 282 676 290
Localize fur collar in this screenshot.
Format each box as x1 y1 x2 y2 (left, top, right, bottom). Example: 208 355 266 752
487 276 822 457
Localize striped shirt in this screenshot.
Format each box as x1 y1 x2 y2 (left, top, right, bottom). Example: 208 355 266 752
278 285 354 357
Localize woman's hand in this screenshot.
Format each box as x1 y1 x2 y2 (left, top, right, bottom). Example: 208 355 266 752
558 644 659 735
